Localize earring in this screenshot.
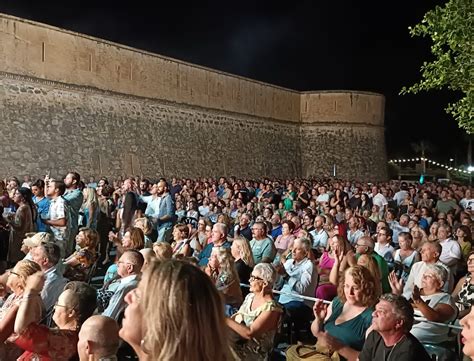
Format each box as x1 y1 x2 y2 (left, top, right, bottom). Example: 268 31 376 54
140 338 150 354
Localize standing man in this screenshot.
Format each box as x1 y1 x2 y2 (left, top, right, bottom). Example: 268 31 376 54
43 179 69 257
64 172 83 255
371 186 388 217
31 179 50 232
359 293 431 361
155 180 175 243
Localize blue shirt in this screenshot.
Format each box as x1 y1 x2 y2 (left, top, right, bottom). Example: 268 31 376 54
198 240 231 267
33 196 50 232
271 225 283 240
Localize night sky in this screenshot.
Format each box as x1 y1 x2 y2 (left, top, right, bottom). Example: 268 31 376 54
0 0 468 165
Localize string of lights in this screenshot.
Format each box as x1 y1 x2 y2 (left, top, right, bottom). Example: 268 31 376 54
388 157 472 174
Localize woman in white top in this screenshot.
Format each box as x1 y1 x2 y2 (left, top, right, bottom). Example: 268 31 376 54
393 232 419 282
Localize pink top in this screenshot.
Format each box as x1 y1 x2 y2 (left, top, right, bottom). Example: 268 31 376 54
274 234 295 252
319 251 335 271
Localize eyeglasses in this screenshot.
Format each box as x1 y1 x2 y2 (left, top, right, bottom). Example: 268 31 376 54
355 243 367 247
118 261 136 266
8 270 19 277
249 275 264 282
54 301 68 309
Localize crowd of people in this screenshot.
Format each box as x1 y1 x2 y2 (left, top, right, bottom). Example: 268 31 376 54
0 172 473 360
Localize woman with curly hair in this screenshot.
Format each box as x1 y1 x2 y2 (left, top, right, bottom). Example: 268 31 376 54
288 266 377 361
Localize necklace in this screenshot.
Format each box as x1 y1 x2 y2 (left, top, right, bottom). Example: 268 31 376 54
383 334 406 361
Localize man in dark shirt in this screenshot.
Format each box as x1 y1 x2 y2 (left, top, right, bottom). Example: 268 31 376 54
359 293 431 361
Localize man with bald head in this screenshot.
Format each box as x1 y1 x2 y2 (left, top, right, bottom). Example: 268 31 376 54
78 315 120 361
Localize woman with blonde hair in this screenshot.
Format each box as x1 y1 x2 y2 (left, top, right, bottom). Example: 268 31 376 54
120 260 234 361
0 259 41 359
205 247 243 315
153 242 172 261
231 237 254 296
134 217 153 248
81 187 99 230
428 222 439 242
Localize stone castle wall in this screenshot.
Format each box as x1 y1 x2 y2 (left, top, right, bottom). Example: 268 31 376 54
0 13 387 180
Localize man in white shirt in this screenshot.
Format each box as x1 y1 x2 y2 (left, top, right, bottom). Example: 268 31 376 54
371 186 388 217
374 227 394 265
276 237 318 341
309 216 329 250
437 225 461 272
402 241 453 299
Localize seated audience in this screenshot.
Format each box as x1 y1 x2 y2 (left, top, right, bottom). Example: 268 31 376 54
120 259 234 360
276 237 318 340
390 264 457 344
78 315 120 361
21 232 54 261
13 278 97 360
392 232 419 283
250 221 276 264
287 266 377 360
105 227 144 283
171 223 192 258
230 236 254 296
152 242 172 261
359 293 431 361
205 247 243 315
401 241 453 299
100 250 143 320
64 227 99 282
226 263 283 360
453 250 474 318
30 242 67 313
0 260 41 360
197 223 231 267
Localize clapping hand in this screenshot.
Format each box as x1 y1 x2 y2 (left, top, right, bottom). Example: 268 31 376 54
412 285 422 303
313 299 328 322
388 271 404 295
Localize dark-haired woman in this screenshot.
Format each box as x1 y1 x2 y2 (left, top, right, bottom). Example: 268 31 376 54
4 188 35 264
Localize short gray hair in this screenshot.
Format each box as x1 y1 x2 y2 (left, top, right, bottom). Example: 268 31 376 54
424 264 448 286
213 222 228 236
294 237 311 252
379 293 414 333
253 263 277 287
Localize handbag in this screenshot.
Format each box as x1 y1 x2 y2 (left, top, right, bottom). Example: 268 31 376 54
286 341 340 361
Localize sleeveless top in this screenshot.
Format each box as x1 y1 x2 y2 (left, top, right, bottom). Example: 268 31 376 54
393 249 418 282
457 275 474 311
324 297 373 352
232 293 283 361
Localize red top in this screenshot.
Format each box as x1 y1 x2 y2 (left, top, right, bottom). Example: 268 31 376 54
14 323 78 361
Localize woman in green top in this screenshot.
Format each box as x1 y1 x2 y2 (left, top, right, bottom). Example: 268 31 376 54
283 183 297 211
310 266 378 361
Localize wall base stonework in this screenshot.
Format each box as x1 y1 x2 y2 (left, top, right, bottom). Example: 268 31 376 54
0 73 303 180
1 73 387 181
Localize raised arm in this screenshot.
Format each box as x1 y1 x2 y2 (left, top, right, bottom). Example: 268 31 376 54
14 272 45 334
